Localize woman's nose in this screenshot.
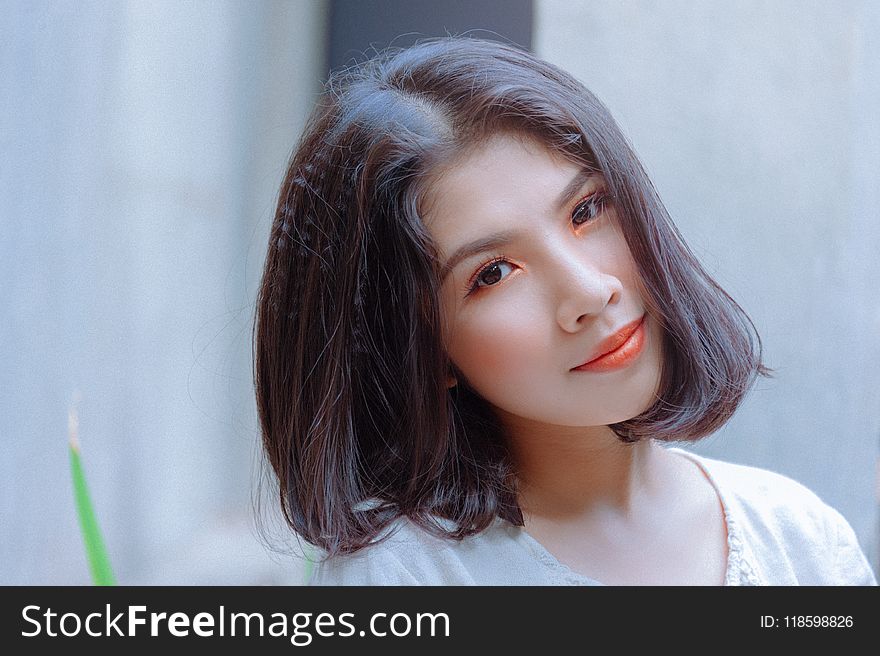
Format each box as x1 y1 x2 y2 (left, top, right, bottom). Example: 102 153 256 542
554 254 623 333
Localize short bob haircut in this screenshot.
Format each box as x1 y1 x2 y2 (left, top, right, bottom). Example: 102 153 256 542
254 36 772 558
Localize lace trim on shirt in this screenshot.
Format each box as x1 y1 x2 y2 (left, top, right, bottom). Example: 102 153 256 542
670 448 764 586
721 501 762 586
505 521 603 586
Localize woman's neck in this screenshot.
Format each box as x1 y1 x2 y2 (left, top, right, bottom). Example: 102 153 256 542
500 416 668 522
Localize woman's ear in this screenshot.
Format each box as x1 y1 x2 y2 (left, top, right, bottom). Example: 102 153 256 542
445 360 459 389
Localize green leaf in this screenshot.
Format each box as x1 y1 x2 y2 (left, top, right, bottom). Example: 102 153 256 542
69 437 117 586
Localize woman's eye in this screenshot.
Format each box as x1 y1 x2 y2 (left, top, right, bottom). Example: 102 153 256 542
572 192 609 226
470 259 514 292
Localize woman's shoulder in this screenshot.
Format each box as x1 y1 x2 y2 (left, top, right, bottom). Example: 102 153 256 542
666 446 877 585
668 447 832 514
308 515 543 586
307 518 445 585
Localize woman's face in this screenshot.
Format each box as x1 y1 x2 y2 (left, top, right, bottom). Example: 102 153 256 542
423 132 664 428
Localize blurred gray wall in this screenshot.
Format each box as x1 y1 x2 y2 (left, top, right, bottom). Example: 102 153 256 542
536 0 880 571
1 0 327 584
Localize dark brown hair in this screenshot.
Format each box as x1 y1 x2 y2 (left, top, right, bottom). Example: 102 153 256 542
253 36 772 558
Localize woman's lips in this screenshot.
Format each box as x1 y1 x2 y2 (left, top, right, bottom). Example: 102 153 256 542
571 315 647 373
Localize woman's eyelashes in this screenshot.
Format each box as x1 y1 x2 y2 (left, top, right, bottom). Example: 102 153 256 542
463 189 611 296
465 256 513 294
571 189 610 227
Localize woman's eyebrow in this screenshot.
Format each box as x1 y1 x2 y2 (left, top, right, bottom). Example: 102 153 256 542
555 167 596 212
438 167 597 283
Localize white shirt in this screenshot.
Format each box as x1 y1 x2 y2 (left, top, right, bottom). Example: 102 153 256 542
309 447 878 585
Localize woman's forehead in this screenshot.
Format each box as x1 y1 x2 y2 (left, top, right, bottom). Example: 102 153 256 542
435 132 567 180
421 134 592 230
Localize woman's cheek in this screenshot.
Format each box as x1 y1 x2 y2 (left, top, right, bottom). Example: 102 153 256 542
452 310 542 384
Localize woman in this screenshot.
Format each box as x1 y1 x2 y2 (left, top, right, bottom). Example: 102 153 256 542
253 36 876 585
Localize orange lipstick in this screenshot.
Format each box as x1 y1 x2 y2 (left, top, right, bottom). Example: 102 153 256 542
572 315 647 373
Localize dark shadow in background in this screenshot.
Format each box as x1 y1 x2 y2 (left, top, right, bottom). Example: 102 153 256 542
327 0 533 73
